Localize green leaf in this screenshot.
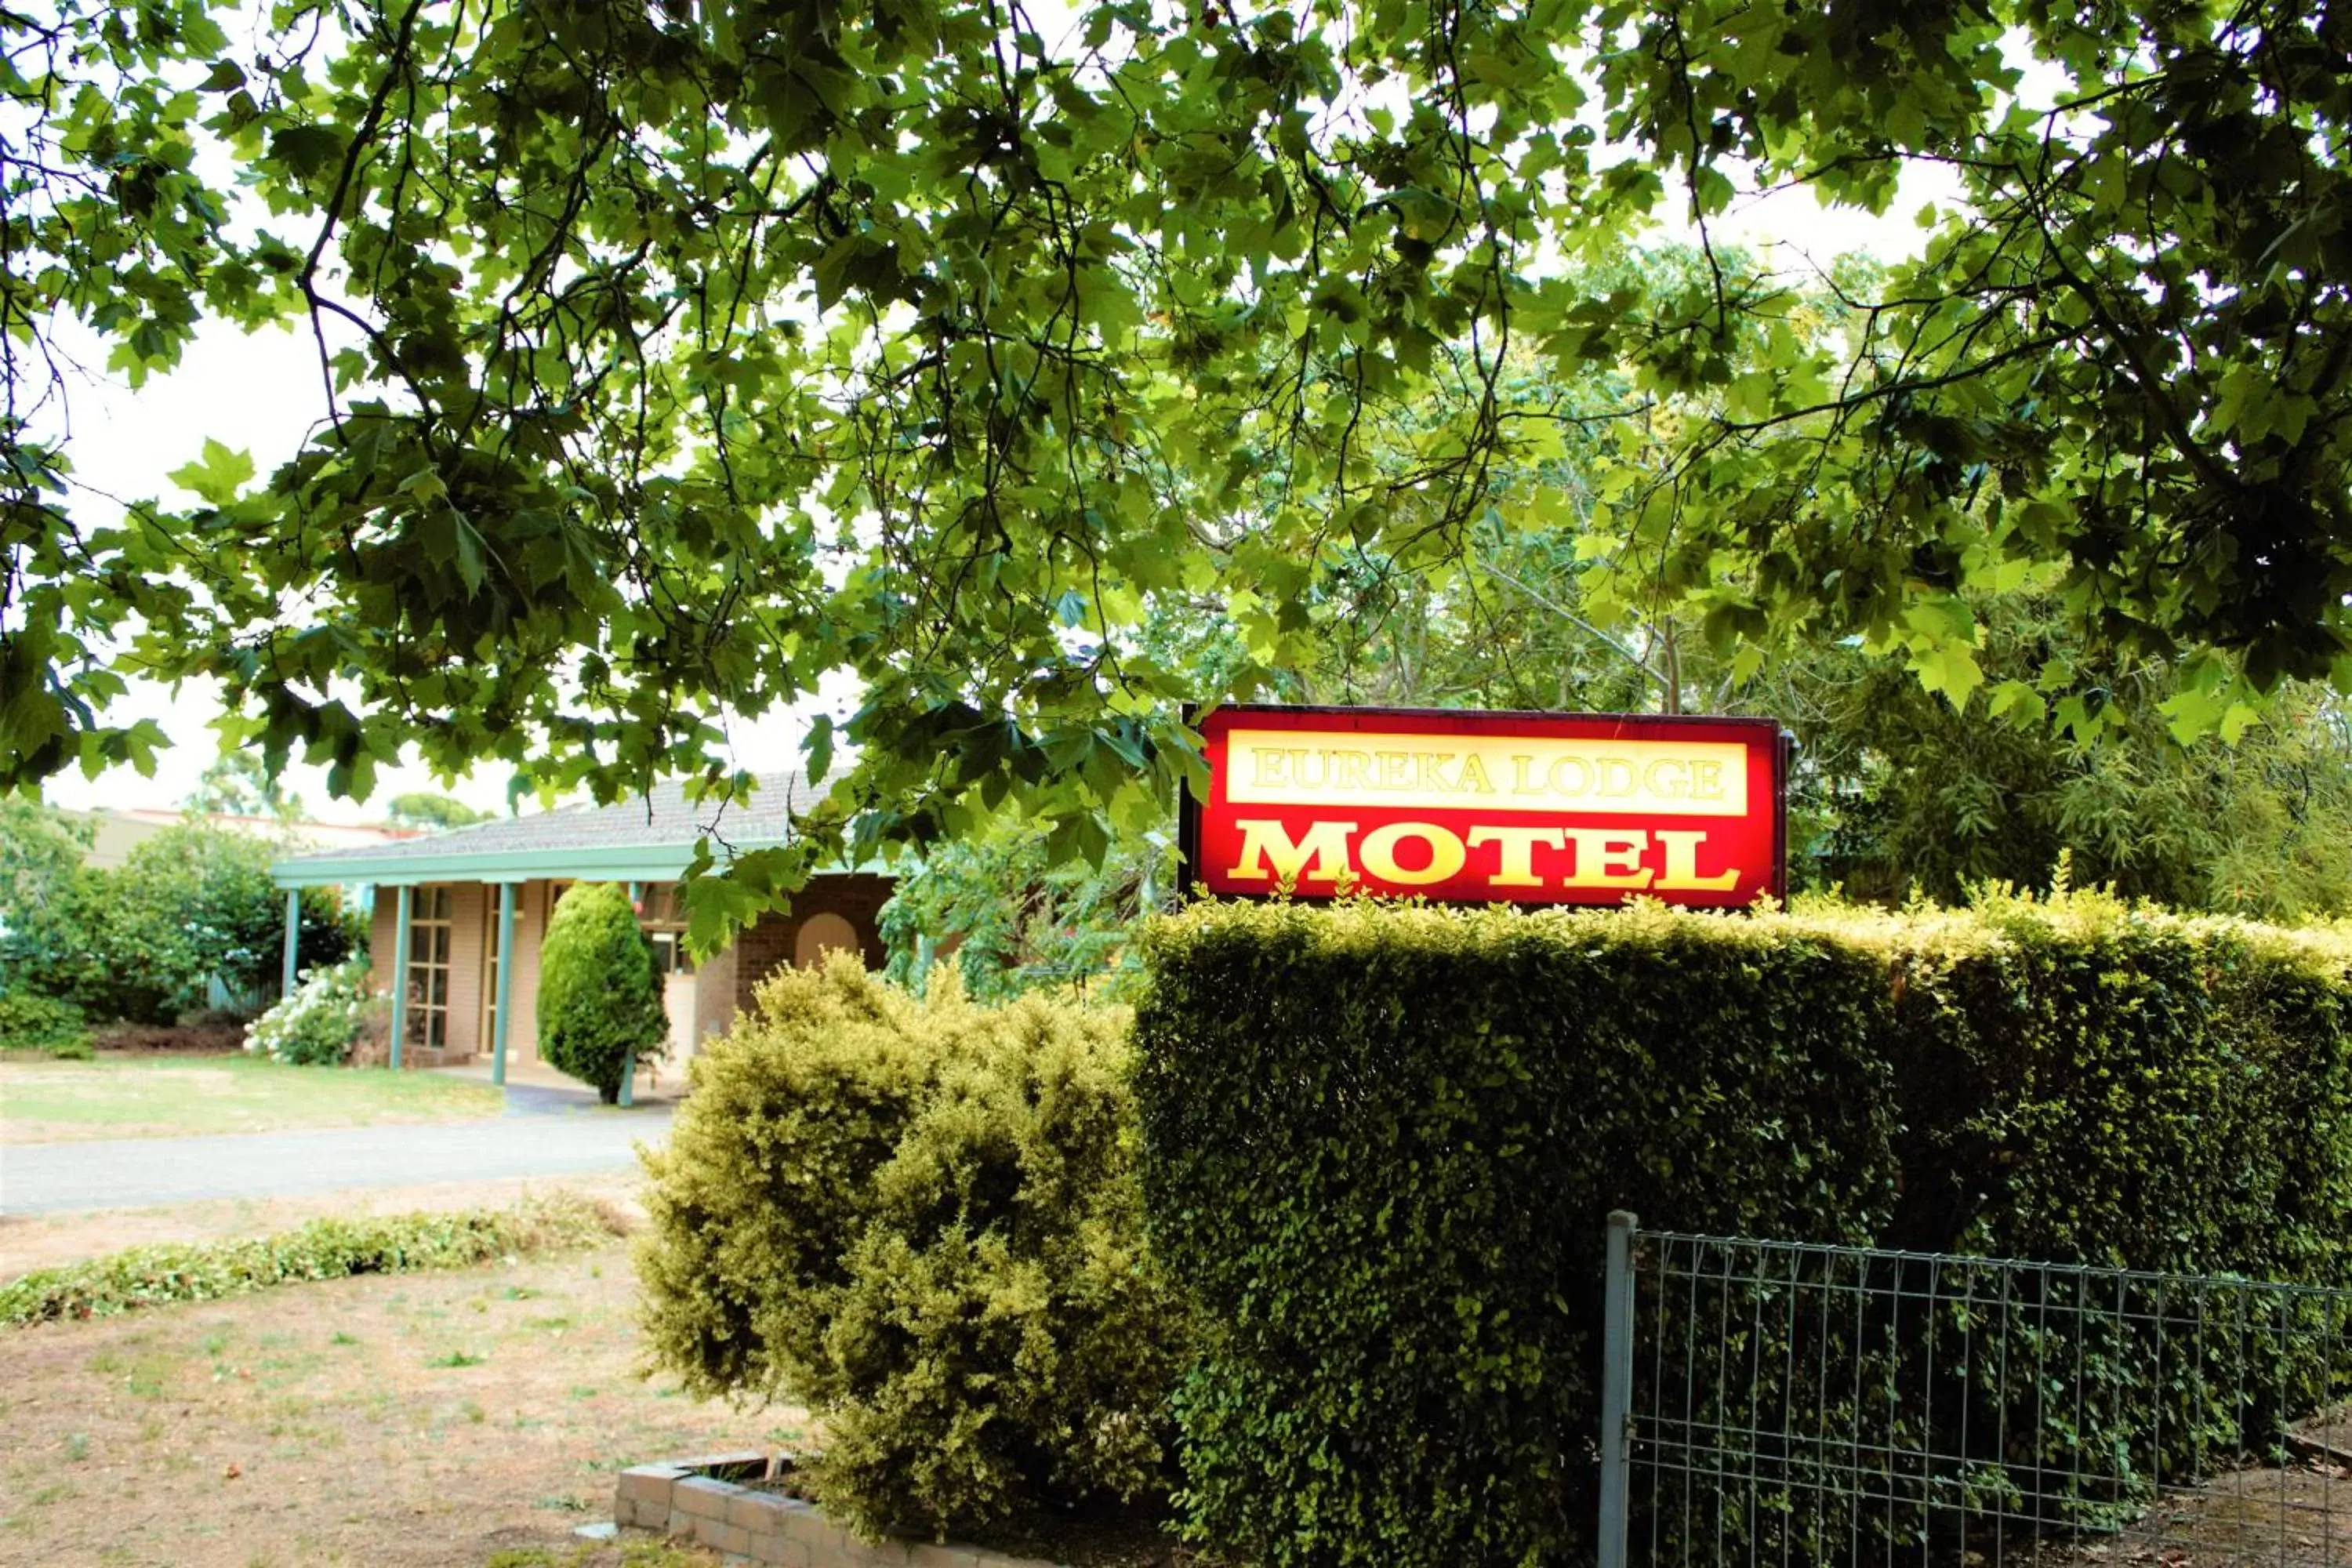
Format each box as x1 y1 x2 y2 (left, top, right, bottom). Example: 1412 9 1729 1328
167 439 255 506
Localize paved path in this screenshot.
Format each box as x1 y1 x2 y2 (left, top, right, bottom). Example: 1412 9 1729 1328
0 1093 673 1216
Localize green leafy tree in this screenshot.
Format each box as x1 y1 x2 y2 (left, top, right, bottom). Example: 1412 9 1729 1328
384 793 493 831
6 0 2350 938
0 797 96 999
185 753 303 819
5 815 354 1023
880 824 1171 1001
1293 528 2352 916
1766 605 2352 917
536 882 666 1103
96 823 354 1022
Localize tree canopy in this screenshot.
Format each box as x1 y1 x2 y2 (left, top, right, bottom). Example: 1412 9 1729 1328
384 790 493 829
5 0 2348 935
186 751 304 818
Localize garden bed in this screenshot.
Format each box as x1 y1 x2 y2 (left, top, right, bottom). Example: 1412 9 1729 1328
617 1455 1185 1567
89 1022 249 1054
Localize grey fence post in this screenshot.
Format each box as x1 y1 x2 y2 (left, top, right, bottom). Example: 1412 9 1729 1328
1599 1210 1637 1568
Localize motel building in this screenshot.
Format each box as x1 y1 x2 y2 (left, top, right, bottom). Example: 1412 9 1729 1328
268 777 895 1090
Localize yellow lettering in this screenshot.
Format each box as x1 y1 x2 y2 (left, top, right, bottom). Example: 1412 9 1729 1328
1359 822 1467 887
1512 755 1541 794
1337 750 1371 790
1654 829 1740 891
1599 757 1638 797
1691 760 1725 801
1468 826 1565 888
1548 756 1594 796
1645 758 1688 799
1253 748 1289 788
1458 753 1494 795
1378 752 1410 789
1229 818 1358 885
1563 829 1653 890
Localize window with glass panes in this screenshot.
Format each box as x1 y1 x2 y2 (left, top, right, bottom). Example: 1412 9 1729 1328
405 885 454 1050
640 883 694 976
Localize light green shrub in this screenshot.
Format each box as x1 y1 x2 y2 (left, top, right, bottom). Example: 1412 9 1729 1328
243 958 383 1065
0 1192 623 1325
0 990 90 1055
638 954 1189 1541
537 882 666 1102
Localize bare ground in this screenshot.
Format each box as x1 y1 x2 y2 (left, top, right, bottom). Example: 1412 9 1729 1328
2056 1413 2352 1568
0 1236 803 1567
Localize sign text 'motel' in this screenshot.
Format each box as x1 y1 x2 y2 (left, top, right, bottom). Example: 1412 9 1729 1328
1180 706 1788 908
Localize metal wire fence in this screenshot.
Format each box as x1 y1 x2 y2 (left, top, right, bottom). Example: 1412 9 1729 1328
1598 1213 2352 1568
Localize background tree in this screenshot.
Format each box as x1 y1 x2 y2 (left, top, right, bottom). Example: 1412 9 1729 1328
384 793 494 831
0 811 354 1023
0 796 96 1000
879 825 1171 1001
5 1 2349 937
1766 605 2352 916
184 753 304 820
536 883 666 1102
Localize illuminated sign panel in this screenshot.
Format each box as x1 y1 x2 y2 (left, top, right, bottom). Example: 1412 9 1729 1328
1181 706 1788 909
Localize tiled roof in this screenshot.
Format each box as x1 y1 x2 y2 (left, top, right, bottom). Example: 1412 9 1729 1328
269 773 861 886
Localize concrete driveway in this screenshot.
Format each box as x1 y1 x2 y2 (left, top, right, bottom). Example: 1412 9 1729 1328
0 1089 673 1217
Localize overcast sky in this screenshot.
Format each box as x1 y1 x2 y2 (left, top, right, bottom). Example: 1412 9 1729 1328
35 131 1954 826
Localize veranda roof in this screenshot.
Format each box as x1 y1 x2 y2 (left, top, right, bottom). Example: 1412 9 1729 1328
269 775 867 887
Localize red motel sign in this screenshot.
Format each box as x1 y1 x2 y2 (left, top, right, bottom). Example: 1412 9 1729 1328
1181 706 1788 909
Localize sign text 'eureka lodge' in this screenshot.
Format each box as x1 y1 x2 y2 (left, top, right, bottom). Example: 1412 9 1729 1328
1182 706 1788 909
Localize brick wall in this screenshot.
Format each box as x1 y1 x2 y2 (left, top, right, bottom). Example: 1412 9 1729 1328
368 892 398 996
729 873 897 1015
506 879 553 1064
445 882 486 1059
691 941 739 1048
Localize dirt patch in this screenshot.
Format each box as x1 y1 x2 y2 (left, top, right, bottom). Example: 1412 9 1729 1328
2070 1459 2352 1566
0 1240 800 1568
0 1174 649 1279
89 1027 247 1054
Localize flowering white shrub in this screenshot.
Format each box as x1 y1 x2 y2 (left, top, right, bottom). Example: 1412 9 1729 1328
244 958 383 1066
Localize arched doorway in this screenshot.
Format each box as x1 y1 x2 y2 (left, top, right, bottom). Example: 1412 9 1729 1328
794 912 862 969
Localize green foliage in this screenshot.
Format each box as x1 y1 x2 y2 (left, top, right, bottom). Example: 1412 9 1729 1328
0 1193 624 1327
638 956 1188 1542
1294 521 2352 920
1772 602 2352 916
242 956 383 1065
2 811 354 1023
104 823 353 1022
1133 896 2352 1566
386 793 494 830
536 883 666 1102
184 751 302 818
0 990 89 1055
879 824 1173 1002
9 0 2352 940
0 797 97 1000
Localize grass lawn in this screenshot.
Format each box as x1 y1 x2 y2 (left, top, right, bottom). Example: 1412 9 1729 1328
0 1054 507 1144
0 1236 772 1566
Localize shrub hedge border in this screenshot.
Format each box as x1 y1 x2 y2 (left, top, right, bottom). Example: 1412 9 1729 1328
1134 894 2352 1566
1 1192 626 1327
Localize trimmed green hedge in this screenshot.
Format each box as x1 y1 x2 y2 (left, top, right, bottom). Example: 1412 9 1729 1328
1134 895 2352 1567
539 882 667 1102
